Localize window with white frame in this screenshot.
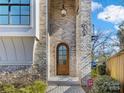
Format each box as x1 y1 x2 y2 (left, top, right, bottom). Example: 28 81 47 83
0 0 30 25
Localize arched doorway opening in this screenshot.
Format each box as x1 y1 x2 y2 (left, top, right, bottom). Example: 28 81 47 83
57 43 69 75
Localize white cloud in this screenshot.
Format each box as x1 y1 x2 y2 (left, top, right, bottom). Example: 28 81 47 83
92 1 103 11
98 5 124 24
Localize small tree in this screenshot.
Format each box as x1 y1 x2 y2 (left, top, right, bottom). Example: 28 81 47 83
117 22 124 49
92 25 120 63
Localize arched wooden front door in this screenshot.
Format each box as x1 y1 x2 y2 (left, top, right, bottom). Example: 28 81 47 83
57 43 69 75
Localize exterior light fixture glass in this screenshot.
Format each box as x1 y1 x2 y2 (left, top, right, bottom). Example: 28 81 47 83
61 0 67 17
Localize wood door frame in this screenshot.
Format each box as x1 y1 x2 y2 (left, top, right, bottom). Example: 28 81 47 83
56 43 69 75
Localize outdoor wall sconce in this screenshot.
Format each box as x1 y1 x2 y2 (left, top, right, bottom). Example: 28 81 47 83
61 0 67 17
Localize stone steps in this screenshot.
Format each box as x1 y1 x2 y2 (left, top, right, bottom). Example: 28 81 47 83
46 86 86 93
47 77 86 93
48 76 80 86
48 80 80 86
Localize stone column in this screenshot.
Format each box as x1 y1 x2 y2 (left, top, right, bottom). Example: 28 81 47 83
33 0 48 81
77 0 92 86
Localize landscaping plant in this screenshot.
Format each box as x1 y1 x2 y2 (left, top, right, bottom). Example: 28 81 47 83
89 75 120 93
0 80 47 93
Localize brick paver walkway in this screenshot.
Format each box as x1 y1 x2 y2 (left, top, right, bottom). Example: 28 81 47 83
46 85 86 93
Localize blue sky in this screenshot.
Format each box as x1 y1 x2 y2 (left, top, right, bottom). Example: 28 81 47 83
92 0 124 54
92 0 124 33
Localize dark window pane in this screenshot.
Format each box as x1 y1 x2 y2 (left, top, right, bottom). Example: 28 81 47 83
63 51 66 55
21 16 29 25
10 16 20 24
0 16 8 24
63 56 66 60
59 60 63 64
59 51 63 56
21 6 30 15
62 46 66 51
59 56 63 60
63 60 66 64
58 45 68 65
59 46 63 51
0 0 9 4
21 0 30 4
0 6 9 14
10 0 20 4
0 0 30 25
10 6 20 15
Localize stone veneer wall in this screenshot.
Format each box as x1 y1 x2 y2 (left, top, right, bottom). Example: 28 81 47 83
33 0 48 81
0 65 31 82
77 0 91 86
0 65 43 84
49 0 77 77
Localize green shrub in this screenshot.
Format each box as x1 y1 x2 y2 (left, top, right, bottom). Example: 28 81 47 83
91 63 107 78
19 80 47 93
89 75 120 93
91 68 97 78
97 64 106 75
0 80 47 93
